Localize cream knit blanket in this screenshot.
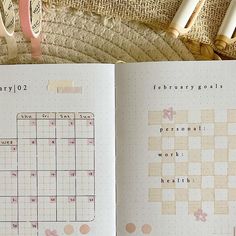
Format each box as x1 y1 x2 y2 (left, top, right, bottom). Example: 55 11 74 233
43 0 235 58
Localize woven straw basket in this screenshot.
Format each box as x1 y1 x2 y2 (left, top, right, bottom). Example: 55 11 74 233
0 1 232 63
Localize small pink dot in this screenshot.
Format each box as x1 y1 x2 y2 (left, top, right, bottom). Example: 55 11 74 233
64 224 74 235
126 223 136 233
79 224 90 234
141 224 152 234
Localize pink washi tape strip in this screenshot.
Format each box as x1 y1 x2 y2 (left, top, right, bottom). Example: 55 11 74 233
0 0 17 59
19 0 42 59
57 87 83 94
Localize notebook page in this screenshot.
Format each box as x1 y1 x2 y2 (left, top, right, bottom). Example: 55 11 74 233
0 64 115 236
116 61 236 236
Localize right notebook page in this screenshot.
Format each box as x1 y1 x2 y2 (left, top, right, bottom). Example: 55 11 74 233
116 61 236 236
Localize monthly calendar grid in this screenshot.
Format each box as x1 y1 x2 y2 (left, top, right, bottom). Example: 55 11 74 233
0 112 95 235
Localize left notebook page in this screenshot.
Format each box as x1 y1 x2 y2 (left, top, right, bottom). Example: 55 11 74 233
0 64 116 236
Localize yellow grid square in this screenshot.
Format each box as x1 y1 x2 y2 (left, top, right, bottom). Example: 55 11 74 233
175 111 188 123
188 201 202 214
202 136 214 149
175 163 188 175
228 110 236 122
189 150 201 162
175 189 188 201
228 189 236 200
188 176 201 188
188 124 202 136
214 149 228 162
214 176 228 188
228 162 236 175
202 189 214 201
175 136 188 149
202 162 214 176
162 202 176 214
228 136 236 149
149 188 162 202
215 123 228 136
149 163 161 176
215 201 228 214
201 110 214 123
148 137 161 151
148 111 162 125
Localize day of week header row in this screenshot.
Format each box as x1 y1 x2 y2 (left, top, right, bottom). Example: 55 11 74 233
17 112 94 120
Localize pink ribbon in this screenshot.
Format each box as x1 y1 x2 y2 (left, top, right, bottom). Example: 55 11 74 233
19 0 42 59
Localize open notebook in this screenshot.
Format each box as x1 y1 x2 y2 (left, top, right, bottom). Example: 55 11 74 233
0 62 235 236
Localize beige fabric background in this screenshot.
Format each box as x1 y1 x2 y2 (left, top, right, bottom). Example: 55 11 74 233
43 0 236 58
